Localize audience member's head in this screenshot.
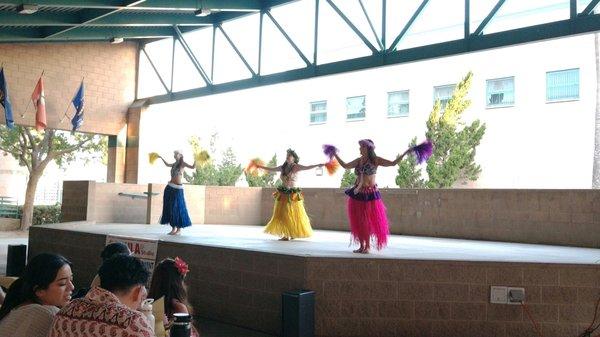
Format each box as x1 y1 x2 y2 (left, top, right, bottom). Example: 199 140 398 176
148 257 190 317
100 242 131 262
0 253 73 321
99 254 149 310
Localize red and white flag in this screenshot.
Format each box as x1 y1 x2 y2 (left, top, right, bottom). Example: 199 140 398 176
31 76 46 131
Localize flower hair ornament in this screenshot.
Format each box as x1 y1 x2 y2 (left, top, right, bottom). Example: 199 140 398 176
359 139 375 149
174 257 189 276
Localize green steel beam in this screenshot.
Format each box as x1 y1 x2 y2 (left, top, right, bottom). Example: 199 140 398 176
473 0 506 36
326 0 378 54
141 47 170 94
258 11 264 75
387 0 430 51
0 0 262 11
265 10 311 66
381 0 386 48
0 26 174 42
358 0 383 50
147 14 600 105
217 25 256 76
0 11 214 27
581 0 600 15
465 0 470 38
571 0 577 19
173 25 212 86
313 0 319 64
43 1 147 39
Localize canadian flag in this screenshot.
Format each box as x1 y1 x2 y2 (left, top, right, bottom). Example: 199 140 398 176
31 76 46 131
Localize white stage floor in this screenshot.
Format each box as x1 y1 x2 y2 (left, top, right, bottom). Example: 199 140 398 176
40 223 600 265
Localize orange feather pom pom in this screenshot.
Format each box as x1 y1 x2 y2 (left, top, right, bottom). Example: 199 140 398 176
325 159 340 176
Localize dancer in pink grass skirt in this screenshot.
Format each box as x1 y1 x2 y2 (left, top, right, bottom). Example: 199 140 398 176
333 139 410 254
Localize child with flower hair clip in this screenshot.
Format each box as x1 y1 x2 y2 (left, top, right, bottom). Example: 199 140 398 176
149 257 199 337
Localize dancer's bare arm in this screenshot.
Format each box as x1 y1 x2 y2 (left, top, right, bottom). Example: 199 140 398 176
257 164 282 172
159 156 174 167
334 154 359 169
293 163 325 172
377 150 410 167
183 161 196 169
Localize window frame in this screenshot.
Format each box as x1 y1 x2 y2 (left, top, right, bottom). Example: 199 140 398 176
387 90 410 118
486 76 515 109
309 100 328 125
345 95 366 121
433 84 456 111
546 68 580 103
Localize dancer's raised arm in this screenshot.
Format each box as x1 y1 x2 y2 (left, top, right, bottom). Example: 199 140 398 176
334 153 359 169
377 149 410 167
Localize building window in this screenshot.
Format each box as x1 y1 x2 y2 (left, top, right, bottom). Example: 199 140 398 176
310 101 327 124
388 91 409 117
433 84 456 111
486 77 515 108
546 69 579 102
346 95 366 120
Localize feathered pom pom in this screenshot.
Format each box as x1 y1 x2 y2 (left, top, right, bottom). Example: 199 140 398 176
149 152 160 164
194 150 210 166
245 158 265 176
411 140 433 164
325 159 340 176
322 144 338 159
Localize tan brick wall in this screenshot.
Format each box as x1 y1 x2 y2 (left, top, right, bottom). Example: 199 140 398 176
61 181 91 222
263 188 600 248
0 42 137 135
204 186 262 225
306 258 600 337
62 184 600 247
28 226 600 337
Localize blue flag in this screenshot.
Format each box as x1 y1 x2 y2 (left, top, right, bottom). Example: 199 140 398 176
71 81 84 132
0 68 14 129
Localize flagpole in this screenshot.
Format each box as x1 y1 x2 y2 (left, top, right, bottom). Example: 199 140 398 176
21 70 44 119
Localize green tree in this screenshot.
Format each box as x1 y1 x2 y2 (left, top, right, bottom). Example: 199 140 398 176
184 135 243 186
396 71 486 188
216 147 243 186
340 169 357 188
245 154 278 187
395 138 426 188
0 126 104 230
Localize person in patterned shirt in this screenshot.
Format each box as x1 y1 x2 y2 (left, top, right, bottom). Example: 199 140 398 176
49 254 153 337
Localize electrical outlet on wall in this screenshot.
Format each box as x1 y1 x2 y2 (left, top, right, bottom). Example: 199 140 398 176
507 287 525 304
490 286 508 304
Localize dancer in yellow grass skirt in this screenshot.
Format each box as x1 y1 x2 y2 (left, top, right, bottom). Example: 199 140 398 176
255 149 325 241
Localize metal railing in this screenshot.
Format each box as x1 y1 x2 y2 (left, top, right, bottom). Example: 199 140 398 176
0 196 20 219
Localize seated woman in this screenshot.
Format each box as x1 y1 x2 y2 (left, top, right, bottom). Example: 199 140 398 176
90 242 132 288
0 253 74 337
149 257 199 337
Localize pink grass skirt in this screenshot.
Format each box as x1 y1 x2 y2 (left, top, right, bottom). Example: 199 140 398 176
345 186 389 250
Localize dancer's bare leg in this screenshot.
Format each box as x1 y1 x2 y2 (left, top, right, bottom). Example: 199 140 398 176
167 226 176 235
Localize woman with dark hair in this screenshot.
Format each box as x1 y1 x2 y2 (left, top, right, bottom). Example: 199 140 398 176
148 257 199 337
256 149 325 241
89 242 132 289
0 253 74 337
334 139 410 254
158 150 196 235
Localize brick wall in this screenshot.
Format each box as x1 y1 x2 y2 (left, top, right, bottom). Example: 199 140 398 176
28 226 600 337
204 186 262 225
262 188 600 248
0 42 137 135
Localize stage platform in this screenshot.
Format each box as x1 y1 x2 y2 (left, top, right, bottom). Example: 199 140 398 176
29 223 600 337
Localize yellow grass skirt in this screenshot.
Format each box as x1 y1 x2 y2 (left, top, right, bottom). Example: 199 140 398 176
264 188 313 238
